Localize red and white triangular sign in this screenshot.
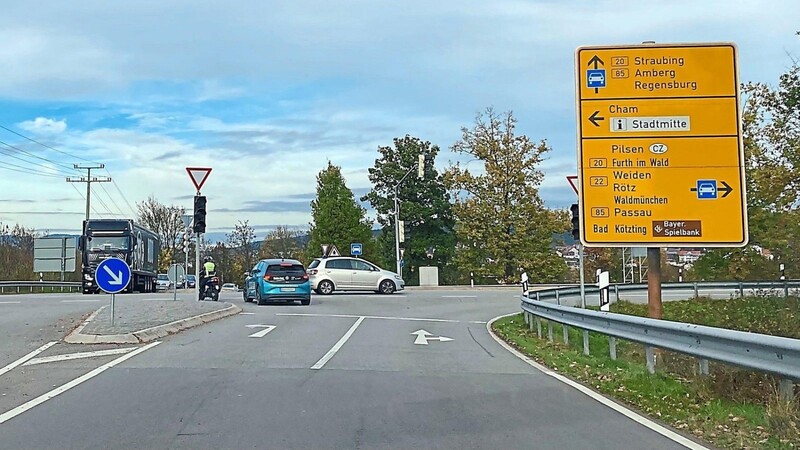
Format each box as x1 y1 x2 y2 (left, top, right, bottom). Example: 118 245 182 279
328 244 341 257
566 175 579 195
186 167 212 192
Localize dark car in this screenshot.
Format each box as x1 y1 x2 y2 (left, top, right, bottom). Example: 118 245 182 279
186 274 196 289
243 259 311 305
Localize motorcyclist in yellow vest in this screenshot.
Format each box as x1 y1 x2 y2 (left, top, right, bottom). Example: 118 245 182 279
199 256 217 299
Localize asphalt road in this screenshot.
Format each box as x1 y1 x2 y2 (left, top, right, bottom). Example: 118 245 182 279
0 289 706 449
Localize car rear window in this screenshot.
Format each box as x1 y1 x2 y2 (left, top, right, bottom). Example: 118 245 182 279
266 264 307 281
308 259 320 269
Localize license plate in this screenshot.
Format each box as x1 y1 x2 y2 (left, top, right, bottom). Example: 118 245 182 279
280 287 295 292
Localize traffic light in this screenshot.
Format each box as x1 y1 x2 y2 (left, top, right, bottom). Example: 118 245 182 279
570 203 580 241
398 220 405 243
182 230 191 253
193 195 207 234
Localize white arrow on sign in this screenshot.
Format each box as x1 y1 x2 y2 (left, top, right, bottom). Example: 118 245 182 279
103 265 124 285
246 324 276 338
411 329 453 345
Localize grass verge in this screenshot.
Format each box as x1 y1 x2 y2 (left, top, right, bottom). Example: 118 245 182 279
492 296 800 450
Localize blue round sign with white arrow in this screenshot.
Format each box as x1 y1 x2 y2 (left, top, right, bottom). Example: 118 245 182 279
94 258 131 294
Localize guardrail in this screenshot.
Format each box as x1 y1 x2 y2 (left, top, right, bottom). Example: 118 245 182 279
519 280 800 400
0 281 81 294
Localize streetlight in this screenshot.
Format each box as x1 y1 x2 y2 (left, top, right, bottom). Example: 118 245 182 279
394 152 427 277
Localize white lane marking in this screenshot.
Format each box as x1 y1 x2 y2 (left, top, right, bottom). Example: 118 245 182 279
310 316 365 370
0 341 58 377
239 312 256 315
276 313 460 323
22 347 138 366
486 313 709 450
0 301 22 304
468 320 488 324
411 329 454 345
0 342 161 425
246 324 276 338
441 295 477 298
61 300 101 303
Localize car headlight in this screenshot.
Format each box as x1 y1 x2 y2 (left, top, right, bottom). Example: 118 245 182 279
394 275 402 280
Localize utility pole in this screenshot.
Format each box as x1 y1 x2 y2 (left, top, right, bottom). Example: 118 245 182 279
393 152 426 277
66 164 110 220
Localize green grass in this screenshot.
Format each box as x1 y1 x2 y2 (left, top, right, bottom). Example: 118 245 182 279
493 298 800 449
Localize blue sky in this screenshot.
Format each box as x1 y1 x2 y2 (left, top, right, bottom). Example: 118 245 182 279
0 0 797 241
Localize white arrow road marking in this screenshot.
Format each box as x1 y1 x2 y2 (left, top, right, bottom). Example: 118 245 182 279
103 265 124 285
246 324 276 338
411 329 454 345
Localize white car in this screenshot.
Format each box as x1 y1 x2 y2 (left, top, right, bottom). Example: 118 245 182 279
307 257 405 295
156 274 171 291
221 283 238 292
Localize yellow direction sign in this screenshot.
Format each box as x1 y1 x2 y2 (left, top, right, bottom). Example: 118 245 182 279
575 42 747 247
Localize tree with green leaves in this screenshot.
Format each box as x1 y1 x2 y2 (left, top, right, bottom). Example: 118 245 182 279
306 162 374 263
445 108 568 284
690 52 799 280
259 226 305 260
361 135 457 284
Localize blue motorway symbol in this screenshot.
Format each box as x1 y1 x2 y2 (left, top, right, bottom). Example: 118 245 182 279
94 257 131 294
696 180 718 200
351 242 363 256
587 69 606 88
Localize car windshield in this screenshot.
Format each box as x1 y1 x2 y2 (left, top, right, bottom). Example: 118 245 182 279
157 274 168 281
89 236 130 251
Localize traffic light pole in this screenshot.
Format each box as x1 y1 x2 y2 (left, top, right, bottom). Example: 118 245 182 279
196 233 201 301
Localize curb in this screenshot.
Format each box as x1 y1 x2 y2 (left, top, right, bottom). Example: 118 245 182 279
64 303 242 344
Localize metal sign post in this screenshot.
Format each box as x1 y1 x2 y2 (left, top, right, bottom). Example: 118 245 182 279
94 258 131 327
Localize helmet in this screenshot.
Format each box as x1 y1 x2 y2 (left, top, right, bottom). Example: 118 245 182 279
204 256 214 263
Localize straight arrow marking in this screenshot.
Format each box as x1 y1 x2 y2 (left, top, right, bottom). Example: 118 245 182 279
246 324 276 338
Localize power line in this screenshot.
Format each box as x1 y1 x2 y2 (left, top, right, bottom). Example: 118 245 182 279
0 142 77 177
68 183 103 217
0 160 64 178
97 182 126 216
90 185 118 217
66 164 111 220
105 169 137 216
0 139 79 173
0 124 99 164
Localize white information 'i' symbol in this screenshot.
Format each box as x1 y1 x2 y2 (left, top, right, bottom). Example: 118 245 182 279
611 118 627 132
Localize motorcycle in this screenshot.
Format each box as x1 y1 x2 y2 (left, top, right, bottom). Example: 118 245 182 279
200 276 221 301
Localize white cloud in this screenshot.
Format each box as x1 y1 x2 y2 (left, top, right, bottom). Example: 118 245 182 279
18 117 68 135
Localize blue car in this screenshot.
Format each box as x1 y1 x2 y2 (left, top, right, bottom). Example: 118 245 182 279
243 259 311 306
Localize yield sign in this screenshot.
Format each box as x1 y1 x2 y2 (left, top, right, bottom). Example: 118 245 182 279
186 167 213 192
566 175 579 195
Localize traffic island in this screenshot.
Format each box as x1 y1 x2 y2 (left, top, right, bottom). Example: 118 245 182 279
64 299 241 344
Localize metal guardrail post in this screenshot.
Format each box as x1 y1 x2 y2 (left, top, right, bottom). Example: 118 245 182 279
698 358 709 376
780 379 794 402
785 281 789 298
614 285 619 303
609 337 617 360
693 282 698 298
528 313 534 332
645 346 656 374
547 321 553 342
555 290 560 305
583 331 589 356
738 282 744 298
535 317 542 339
563 325 569 345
